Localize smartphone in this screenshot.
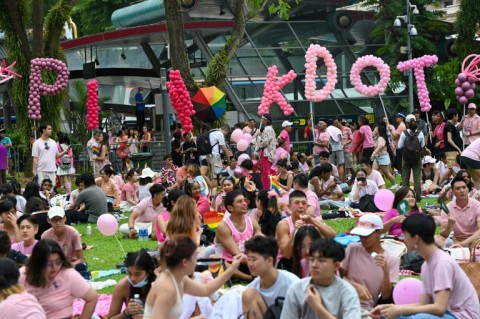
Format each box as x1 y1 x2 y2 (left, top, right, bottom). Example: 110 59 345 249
439 200 449 214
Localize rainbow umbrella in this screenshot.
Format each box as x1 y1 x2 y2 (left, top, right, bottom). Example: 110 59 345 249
192 86 226 122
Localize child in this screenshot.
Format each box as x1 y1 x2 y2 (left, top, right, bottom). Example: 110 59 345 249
188 162 209 197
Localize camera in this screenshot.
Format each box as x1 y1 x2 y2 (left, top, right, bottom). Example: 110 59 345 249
357 177 366 183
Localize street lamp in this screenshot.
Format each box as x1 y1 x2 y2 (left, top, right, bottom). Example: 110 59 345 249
160 68 172 155
394 1 419 114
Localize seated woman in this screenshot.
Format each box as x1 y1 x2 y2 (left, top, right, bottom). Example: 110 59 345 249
24 197 50 239
0 257 47 319
371 214 479 319
138 167 155 201
291 226 321 278
185 181 211 217
214 176 237 212
154 188 185 243
11 180 26 213
40 179 57 203
188 162 209 197
19 240 98 319
382 187 420 237
120 169 139 213
255 189 282 237
422 156 441 193
276 159 294 194
166 195 203 245
437 169 480 202
144 236 246 319
95 164 120 207
107 249 157 319
0 200 20 244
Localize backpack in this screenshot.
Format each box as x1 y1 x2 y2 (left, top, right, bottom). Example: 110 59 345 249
402 130 422 162
263 297 285 319
196 129 219 156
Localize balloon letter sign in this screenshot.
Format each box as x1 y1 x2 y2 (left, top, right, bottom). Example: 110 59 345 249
350 55 390 96
397 55 438 112
28 58 69 120
86 80 99 130
166 70 195 133
304 44 337 102
258 66 297 116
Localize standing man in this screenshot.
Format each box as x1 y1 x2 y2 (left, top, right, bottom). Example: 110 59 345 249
334 117 354 181
0 129 12 176
86 129 102 173
413 109 428 144
313 121 330 164
207 124 231 187
32 123 68 183
278 120 293 153
257 114 276 189
392 112 406 173
459 103 480 148
135 87 146 131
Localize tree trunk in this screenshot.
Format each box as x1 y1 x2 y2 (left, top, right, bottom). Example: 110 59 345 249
0 0 32 61
204 0 247 89
32 0 44 58
164 0 196 91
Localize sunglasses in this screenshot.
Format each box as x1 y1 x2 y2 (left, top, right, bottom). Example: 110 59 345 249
44 142 50 150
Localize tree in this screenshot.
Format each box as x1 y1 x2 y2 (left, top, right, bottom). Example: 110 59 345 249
0 0 74 143
454 0 480 60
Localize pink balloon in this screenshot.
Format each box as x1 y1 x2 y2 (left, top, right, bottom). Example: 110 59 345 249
97 214 119 236
237 153 250 165
233 167 244 178
242 133 253 144
393 278 422 305
231 129 244 143
374 189 395 211
237 139 249 152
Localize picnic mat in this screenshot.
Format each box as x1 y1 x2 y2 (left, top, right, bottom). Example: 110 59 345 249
73 293 123 317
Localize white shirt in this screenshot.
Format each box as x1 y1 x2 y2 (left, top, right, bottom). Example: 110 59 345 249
209 130 226 156
350 179 379 202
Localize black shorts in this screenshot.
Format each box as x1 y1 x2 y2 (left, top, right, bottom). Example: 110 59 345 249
460 156 480 170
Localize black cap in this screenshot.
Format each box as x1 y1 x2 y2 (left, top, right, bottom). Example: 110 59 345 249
262 114 272 124
413 109 421 114
0 258 19 289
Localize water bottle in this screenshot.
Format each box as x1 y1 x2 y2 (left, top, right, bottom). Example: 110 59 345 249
86 225 92 236
138 227 148 242
133 294 144 313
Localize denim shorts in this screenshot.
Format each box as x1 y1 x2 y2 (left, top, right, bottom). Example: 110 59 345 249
375 153 390 166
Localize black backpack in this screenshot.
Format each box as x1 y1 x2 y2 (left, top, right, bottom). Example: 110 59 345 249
196 129 219 155
263 297 284 319
402 130 422 162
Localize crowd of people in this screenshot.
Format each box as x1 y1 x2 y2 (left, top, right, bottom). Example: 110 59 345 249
1 103 480 318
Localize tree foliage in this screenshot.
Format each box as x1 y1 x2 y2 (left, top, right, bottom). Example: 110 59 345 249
0 0 74 143
454 0 480 60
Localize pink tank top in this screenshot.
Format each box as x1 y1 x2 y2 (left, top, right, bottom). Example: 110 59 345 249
221 215 254 262
277 216 295 262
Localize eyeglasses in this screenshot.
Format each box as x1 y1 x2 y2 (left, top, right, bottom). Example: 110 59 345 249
46 259 63 268
44 142 50 150
234 198 250 205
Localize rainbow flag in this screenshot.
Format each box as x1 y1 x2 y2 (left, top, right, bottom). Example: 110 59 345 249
270 175 280 194
92 146 100 157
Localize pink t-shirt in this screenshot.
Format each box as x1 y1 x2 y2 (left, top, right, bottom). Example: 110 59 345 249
121 183 138 201
19 267 91 319
359 125 374 148
32 138 58 172
279 130 291 152
461 137 480 161
133 197 165 223
443 198 480 240
314 131 330 154
11 240 38 255
275 147 289 163
395 122 406 143
197 195 211 216
319 176 342 200
0 292 46 319
114 175 125 191
41 226 82 262
341 243 399 308
421 249 479 318
367 170 385 188
383 209 419 237
306 189 320 217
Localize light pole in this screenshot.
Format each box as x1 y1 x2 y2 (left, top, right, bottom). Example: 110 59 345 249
160 68 172 155
394 1 419 114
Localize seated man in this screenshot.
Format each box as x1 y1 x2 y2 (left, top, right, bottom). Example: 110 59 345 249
215 189 262 281
73 172 108 223
436 176 480 247
119 183 166 239
242 236 300 318
41 207 84 266
309 164 345 209
318 151 339 178
281 238 361 318
360 158 385 189
341 214 399 314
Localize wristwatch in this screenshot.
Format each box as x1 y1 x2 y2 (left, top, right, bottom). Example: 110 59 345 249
129 226 135 230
